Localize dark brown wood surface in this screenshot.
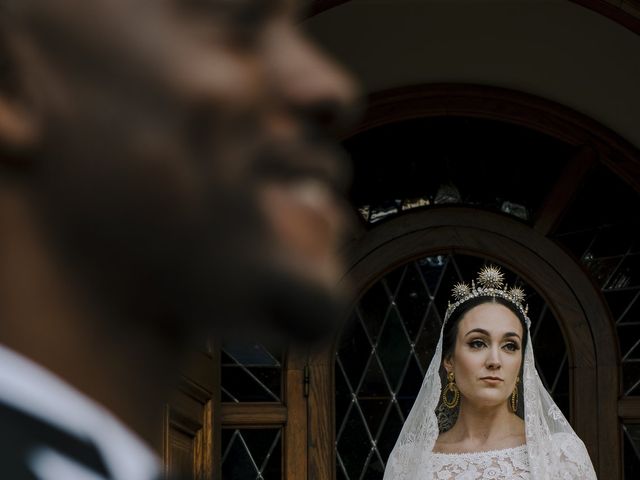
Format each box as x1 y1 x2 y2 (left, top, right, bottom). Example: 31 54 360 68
285 348 308 480
219 403 287 427
164 349 217 479
308 347 335 480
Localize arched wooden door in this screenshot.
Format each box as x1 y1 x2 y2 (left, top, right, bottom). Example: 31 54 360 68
308 208 618 478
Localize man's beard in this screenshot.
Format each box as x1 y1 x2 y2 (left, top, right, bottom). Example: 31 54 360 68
30 131 348 349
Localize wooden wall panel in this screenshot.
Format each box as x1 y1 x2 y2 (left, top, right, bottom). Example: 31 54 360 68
163 349 219 480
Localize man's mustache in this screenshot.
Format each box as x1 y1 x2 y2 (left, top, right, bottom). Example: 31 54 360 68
248 131 352 194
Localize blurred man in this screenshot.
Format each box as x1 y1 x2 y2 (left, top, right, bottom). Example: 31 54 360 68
0 0 358 478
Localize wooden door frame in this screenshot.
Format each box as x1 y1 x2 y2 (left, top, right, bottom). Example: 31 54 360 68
308 207 619 478
218 347 309 480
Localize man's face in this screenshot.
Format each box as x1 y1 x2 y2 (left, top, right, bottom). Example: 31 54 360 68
5 0 358 342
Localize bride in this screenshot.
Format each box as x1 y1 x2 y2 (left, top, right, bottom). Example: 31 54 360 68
383 265 597 479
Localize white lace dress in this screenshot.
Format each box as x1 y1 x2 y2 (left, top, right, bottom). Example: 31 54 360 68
430 445 530 479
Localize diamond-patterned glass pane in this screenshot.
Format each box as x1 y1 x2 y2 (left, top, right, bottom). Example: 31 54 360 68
530 304 569 410
623 363 640 396
338 314 373 390
335 254 569 479
623 424 640 480
221 343 282 402
359 397 391 439
395 263 431 341
414 305 443 371
359 282 392 345
376 308 411 391
221 428 281 480
336 403 373 480
396 356 423 418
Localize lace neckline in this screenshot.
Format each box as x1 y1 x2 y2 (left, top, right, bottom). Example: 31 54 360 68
432 444 527 457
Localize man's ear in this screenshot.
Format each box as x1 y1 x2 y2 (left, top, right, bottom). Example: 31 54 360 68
0 32 40 162
0 95 38 153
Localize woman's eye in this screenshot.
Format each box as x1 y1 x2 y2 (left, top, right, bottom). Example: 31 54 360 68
469 340 486 349
503 342 520 352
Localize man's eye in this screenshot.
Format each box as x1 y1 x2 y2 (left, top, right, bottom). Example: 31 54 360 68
469 340 486 349
222 0 276 31
180 0 223 16
178 0 275 44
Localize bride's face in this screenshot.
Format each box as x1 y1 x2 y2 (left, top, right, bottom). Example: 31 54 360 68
444 303 524 410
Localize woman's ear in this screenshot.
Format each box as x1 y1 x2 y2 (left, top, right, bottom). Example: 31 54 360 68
443 355 454 374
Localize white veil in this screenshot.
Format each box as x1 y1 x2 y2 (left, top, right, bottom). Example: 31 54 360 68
383 276 597 480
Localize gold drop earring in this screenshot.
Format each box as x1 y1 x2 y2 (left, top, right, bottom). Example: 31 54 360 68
442 371 460 409
511 377 520 413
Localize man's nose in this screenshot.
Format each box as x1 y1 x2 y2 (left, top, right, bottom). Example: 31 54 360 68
265 26 360 134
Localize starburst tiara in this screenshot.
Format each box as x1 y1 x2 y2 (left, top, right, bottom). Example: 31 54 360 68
444 265 530 325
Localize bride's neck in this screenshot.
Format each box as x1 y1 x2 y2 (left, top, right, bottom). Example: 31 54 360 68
449 400 520 446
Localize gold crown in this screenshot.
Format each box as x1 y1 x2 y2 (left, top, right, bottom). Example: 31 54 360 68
445 265 529 324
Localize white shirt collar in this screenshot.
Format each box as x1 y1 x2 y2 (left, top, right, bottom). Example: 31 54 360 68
0 343 160 480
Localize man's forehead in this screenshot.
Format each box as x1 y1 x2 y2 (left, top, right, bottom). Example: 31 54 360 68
8 0 299 18
7 0 301 58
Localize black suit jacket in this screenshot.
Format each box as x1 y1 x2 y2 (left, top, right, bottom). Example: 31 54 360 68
0 400 112 479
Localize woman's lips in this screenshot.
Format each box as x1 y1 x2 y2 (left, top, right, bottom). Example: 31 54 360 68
480 377 504 385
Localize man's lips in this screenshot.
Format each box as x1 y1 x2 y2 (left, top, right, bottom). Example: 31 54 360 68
251 134 351 195
259 178 347 283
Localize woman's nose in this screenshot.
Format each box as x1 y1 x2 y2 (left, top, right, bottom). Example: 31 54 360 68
486 348 502 369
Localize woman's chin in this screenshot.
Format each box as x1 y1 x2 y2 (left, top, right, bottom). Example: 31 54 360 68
465 394 510 409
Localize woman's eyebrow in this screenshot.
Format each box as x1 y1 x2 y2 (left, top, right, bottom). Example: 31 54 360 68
463 328 521 340
503 332 521 340
464 328 490 337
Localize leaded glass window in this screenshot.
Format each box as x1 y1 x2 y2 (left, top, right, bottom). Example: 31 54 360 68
221 342 282 402
221 428 282 479
344 117 571 228
335 254 569 480
623 424 640 479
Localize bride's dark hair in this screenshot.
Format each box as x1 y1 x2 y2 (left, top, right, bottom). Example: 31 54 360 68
442 295 529 362
437 295 529 425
